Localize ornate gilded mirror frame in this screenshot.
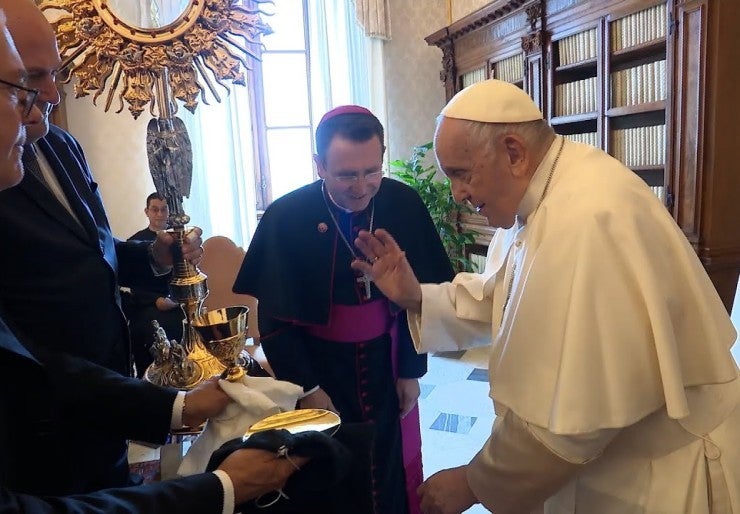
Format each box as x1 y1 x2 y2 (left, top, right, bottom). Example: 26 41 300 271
40 0 271 119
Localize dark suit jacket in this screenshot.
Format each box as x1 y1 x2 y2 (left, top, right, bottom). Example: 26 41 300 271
0 317 225 513
0 125 157 376
127 227 171 307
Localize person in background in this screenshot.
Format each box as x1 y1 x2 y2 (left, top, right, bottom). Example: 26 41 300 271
0 11 305 513
127 192 185 377
352 79 740 514
0 0 204 494
234 105 455 514
131 192 171 238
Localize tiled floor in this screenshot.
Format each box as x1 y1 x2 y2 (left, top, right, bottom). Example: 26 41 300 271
419 346 493 514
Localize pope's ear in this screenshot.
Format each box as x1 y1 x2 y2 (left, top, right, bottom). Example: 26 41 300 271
502 135 529 177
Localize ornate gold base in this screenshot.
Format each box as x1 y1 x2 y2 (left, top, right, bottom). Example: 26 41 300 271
145 341 226 390
222 365 245 382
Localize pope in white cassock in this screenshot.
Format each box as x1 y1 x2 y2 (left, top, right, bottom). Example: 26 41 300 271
352 79 740 514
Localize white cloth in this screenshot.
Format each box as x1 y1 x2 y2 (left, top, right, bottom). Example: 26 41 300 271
410 140 740 512
170 391 186 428
177 376 303 476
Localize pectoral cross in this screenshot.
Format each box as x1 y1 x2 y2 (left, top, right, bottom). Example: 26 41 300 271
357 273 372 300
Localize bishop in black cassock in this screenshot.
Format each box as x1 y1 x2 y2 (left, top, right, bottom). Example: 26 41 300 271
234 177 454 513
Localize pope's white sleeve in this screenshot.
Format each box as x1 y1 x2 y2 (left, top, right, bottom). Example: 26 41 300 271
466 408 617 514
408 281 494 354
526 422 619 464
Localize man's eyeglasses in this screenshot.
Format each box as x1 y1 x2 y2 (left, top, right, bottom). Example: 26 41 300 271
332 171 384 184
0 78 40 118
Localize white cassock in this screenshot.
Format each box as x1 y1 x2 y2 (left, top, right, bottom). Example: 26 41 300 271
409 138 740 514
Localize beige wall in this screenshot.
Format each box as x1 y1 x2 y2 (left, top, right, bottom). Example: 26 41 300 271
452 0 491 21
62 85 154 239
382 0 492 166
383 0 447 166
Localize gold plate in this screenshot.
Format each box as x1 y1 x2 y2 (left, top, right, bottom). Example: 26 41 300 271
245 409 341 438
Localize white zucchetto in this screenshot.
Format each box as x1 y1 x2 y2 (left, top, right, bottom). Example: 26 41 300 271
441 79 544 123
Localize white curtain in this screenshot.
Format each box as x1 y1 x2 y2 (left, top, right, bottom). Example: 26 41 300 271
352 0 392 40
309 0 388 145
179 85 258 249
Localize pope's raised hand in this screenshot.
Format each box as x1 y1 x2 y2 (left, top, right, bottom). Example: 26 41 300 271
351 229 422 312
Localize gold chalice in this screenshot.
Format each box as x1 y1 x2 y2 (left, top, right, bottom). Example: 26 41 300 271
192 306 250 382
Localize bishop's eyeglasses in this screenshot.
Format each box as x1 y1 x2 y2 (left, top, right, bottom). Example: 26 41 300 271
332 170 384 184
0 78 40 118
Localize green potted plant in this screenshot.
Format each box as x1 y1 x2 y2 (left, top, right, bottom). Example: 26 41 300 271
391 142 479 272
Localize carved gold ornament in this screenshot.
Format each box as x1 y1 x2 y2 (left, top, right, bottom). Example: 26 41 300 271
40 0 272 119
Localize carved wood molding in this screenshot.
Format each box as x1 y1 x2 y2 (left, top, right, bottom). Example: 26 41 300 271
454 11 528 56
521 30 544 53
428 0 531 45
525 0 544 31
439 38 457 99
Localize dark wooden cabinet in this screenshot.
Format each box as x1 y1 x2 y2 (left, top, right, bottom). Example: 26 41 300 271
426 0 740 312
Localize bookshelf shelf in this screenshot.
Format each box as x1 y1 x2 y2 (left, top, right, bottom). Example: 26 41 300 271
631 165 664 172
631 166 664 186
607 100 666 117
551 112 598 125
555 58 598 74
611 38 667 65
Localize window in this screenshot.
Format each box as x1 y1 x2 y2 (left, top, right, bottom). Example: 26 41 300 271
253 0 314 209
253 0 373 210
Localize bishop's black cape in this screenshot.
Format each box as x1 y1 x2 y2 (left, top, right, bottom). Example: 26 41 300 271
233 178 454 381
234 178 454 513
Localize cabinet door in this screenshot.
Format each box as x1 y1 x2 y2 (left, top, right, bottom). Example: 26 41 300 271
525 52 546 112
668 0 706 245
523 31 548 112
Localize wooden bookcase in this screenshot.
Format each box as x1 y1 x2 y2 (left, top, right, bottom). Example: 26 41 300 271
426 0 740 312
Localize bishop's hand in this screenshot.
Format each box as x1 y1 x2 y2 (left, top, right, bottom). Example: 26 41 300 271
351 229 422 313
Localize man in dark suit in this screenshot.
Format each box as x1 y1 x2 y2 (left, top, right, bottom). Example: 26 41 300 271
0 0 205 493
0 18 304 512
0 318 305 513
